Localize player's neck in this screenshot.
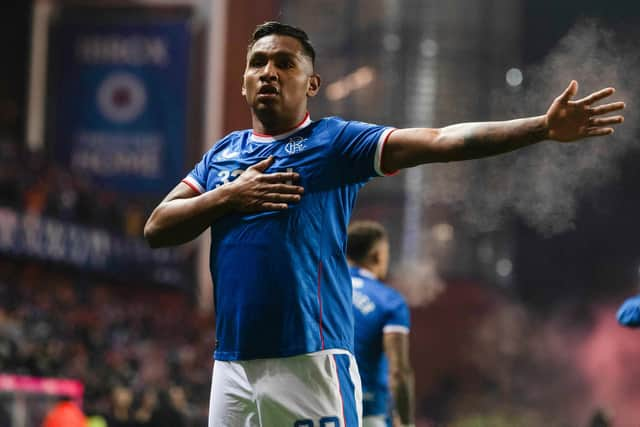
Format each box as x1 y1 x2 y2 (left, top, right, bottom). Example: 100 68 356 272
251 111 309 136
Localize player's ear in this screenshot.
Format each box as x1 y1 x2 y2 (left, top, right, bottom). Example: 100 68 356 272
307 74 321 97
369 246 381 265
241 82 247 97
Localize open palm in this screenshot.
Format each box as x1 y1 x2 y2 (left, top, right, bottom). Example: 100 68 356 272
546 80 625 142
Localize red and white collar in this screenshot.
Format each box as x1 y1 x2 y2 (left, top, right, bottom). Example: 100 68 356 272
251 112 312 142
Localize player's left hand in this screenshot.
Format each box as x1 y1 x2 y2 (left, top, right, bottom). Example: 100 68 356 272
545 80 625 142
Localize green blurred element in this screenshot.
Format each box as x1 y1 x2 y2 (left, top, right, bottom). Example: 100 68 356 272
86 415 108 427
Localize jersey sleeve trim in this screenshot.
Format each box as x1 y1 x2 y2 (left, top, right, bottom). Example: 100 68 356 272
374 128 399 177
182 176 204 194
382 325 410 334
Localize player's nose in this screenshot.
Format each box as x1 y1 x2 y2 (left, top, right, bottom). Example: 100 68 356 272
259 61 279 82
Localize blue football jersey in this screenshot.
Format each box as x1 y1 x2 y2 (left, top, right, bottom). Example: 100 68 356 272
350 267 410 416
184 114 395 361
351 266 410 417
617 295 640 328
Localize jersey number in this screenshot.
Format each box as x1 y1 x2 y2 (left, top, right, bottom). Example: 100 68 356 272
294 416 340 427
215 167 295 188
215 169 244 188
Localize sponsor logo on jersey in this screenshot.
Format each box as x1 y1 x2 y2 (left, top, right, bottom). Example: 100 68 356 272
221 149 240 159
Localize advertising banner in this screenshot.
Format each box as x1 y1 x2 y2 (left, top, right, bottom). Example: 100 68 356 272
0 207 194 288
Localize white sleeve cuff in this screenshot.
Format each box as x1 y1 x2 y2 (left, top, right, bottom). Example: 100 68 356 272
374 128 398 176
383 325 410 334
182 176 205 194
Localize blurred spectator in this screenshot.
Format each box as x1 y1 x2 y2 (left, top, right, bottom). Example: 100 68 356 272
106 386 136 427
134 388 157 426
149 390 187 427
0 259 213 426
0 154 145 236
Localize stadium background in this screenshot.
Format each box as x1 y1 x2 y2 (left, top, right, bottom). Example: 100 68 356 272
1 0 639 426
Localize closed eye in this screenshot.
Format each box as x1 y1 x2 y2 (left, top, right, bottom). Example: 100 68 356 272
277 59 295 69
249 56 267 67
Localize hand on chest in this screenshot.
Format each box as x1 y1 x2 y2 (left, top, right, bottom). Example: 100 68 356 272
207 134 327 190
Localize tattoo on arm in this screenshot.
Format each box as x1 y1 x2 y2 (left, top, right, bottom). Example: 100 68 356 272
459 117 548 159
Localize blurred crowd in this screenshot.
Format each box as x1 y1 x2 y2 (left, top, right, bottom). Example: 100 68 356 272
0 259 215 426
0 144 151 238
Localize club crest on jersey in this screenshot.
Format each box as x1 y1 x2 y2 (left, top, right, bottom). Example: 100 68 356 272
285 136 306 155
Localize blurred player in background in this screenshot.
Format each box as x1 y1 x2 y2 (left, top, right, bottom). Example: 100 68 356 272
616 294 640 328
144 21 624 427
348 221 414 427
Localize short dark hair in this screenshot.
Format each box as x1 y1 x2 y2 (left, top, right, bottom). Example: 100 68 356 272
347 221 387 263
249 21 316 65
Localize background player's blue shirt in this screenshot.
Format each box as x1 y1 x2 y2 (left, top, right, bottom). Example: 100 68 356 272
617 295 640 328
184 115 395 361
351 266 410 417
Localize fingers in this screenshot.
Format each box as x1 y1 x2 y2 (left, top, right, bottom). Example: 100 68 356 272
585 127 614 137
558 80 578 102
265 183 304 194
588 115 624 126
589 101 625 115
246 158 301 184
248 156 275 172
263 192 302 203
257 202 289 211
260 171 300 183
250 192 303 212
239 183 304 212
241 191 302 213
256 185 304 205
575 87 615 105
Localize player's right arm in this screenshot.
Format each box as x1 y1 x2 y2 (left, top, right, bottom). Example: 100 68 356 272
144 157 303 248
383 331 415 427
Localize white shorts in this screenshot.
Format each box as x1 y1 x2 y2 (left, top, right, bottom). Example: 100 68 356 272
209 349 362 427
362 415 386 427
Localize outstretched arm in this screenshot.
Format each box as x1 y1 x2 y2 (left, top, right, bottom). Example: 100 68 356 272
144 157 304 248
383 332 415 427
381 81 625 171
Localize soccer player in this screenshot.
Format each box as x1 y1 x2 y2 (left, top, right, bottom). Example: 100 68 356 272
144 22 624 427
348 221 414 427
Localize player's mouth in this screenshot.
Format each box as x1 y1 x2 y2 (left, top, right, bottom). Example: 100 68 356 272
257 85 280 98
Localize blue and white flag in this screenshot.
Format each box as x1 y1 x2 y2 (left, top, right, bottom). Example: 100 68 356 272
50 16 191 193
